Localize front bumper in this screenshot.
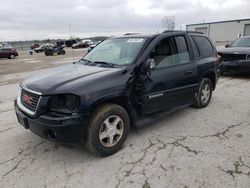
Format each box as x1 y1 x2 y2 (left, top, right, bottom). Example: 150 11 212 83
15 100 89 144
219 60 250 73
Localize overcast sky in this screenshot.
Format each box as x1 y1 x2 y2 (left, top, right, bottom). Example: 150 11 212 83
0 0 250 41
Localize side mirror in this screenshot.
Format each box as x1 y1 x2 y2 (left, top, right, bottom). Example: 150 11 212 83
225 44 230 48
140 59 155 74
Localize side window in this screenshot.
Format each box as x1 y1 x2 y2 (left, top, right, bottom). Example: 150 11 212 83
150 36 191 69
150 38 175 68
189 36 199 58
194 36 214 57
174 36 190 64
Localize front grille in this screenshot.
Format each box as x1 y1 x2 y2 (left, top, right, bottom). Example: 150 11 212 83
20 89 40 112
221 53 247 61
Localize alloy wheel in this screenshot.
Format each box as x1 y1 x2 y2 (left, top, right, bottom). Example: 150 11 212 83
99 115 124 147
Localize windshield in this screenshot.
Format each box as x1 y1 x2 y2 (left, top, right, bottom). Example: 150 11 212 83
83 38 146 66
230 37 250 47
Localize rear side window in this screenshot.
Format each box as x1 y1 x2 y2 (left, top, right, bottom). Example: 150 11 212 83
175 36 189 53
174 36 190 64
189 36 199 58
194 36 214 57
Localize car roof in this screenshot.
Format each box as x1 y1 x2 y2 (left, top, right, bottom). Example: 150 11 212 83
112 33 160 39
111 30 204 40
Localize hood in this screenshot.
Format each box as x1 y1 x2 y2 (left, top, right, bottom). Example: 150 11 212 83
21 63 120 95
218 47 250 55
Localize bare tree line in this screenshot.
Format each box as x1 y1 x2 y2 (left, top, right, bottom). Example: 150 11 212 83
162 16 175 30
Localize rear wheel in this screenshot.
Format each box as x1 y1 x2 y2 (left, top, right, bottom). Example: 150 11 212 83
86 103 130 156
45 50 53 56
193 78 213 108
9 54 15 59
58 49 65 55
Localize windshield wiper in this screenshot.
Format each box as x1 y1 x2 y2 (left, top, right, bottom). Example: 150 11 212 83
79 58 92 64
93 61 115 68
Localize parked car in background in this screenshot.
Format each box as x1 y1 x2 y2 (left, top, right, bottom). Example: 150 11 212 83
87 41 102 52
30 43 40 50
218 36 250 74
82 39 93 45
2 44 13 48
72 42 89 49
0 47 18 59
72 39 94 49
45 46 65 56
34 44 54 53
65 39 77 47
15 31 219 156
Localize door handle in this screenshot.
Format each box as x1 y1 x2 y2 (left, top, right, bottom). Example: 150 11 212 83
184 71 193 75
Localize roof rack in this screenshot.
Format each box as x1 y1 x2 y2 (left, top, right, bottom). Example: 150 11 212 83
162 30 204 34
123 33 141 36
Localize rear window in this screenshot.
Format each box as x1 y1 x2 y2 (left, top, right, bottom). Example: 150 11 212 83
194 36 214 57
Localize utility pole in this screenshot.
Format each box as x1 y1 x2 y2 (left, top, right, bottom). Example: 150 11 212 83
69 23 72 39
69 23 75 61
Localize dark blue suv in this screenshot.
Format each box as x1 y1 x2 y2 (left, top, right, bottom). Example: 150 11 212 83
15 31 219 156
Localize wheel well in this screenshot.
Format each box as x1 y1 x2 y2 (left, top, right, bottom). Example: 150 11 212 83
204 72 216 90
91 96 136 126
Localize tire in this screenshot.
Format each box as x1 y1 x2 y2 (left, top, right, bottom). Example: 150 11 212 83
86 103 130 156
45 50 53 56
193 78 213 108
9 54 15 59
58 50 65 55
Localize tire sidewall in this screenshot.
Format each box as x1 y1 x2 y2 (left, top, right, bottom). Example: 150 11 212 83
10 54 15 59
87 104 130 156
196 78 212 107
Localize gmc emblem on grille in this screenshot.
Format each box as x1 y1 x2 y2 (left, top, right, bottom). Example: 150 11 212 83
22 94 33 105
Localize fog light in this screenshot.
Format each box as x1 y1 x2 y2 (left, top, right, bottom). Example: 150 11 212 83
47 129 57 140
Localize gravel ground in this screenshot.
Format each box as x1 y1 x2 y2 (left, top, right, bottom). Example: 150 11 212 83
0 52 249 188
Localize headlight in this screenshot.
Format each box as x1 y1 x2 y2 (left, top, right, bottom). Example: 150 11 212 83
48 94 80 114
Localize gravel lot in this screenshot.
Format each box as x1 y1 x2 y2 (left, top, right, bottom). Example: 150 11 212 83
0 51 250 188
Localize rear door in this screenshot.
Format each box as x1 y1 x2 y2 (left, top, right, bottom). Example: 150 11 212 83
140 35 199 114
0 48 9 58
0 48 3 58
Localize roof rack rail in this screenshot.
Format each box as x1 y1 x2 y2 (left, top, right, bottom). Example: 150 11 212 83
123 33 141 36
162 30 204 34
186 31 204 34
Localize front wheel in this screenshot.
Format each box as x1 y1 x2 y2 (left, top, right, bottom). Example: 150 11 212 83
193 78 213 108
86 103 130 156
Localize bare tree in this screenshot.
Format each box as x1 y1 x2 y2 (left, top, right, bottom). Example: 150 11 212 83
162 16 175 30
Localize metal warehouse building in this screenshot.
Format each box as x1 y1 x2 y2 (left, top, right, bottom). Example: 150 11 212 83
186 18 250 46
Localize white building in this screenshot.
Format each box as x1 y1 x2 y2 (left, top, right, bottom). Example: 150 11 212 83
186 18 250 46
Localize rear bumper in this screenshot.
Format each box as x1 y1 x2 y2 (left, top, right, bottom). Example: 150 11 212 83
15 100 89 144
219 60 250 73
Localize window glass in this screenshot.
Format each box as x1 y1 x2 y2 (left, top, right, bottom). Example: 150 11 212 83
230 37 250 47
189 36 199 58
151 38 174 68
84 38 146 65
174 36 190 64
194 36 213 57
150 36 190 69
